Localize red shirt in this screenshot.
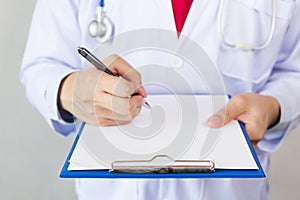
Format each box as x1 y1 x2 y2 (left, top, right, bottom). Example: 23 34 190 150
171 0 194 34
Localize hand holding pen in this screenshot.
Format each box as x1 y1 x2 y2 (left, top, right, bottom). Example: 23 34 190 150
77 47 151 109
58 47 149 126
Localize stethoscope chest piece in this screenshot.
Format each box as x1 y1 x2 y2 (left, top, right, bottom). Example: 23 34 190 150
89 2 114 43
89 16 113 43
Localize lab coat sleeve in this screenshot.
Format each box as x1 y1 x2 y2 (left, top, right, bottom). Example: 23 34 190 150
258 1 300 152
20 0 82 136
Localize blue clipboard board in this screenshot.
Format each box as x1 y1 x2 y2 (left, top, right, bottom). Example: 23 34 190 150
60 122 265 179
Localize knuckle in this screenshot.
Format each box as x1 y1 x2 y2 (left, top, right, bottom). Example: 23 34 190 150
98 73 112 90
104 54 120 66
110 53 120 60
231 95 246 110
121 80 134 96
223 108 230 121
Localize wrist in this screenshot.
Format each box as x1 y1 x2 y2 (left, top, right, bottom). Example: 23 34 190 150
58 72 78 114
266 95 281 127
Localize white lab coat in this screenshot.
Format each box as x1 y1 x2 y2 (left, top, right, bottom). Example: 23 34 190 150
21 0 300 199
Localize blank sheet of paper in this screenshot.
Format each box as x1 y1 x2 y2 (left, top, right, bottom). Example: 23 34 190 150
68 95 258 170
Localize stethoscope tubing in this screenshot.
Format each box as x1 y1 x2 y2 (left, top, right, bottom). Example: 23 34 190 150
217 0 276 51
92 0 276 50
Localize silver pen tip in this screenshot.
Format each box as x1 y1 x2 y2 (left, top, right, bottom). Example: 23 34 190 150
143 101 151 109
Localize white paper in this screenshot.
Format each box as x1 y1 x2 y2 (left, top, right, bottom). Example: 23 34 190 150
68 95 258 170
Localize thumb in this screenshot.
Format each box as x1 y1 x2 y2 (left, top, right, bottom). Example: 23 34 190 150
207 98 245 128
207 108 228 128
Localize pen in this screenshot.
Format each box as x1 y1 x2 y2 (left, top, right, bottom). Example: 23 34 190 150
77 46 151 109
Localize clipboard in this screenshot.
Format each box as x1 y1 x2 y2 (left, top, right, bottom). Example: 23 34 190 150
60 121 265 179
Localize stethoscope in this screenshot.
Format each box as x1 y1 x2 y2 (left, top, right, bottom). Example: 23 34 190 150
89 0 114 43
89 0 276 51
218 0 276 51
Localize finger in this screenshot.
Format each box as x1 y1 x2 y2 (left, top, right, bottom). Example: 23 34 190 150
104 54 141 84
96 118 131 127
81 108 131 126
244 121 265 144
94 93 129 115
129 96 143 119
94 97 143 121
94 93 143 116
104 54 146 97
251 141 258 150
135 86 147 98
94 97 143 126
207 96 247 128
98 73 135 97
82 110 131 126
93 106 132 121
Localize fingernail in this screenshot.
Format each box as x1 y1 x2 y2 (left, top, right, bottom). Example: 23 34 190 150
209 115 222 127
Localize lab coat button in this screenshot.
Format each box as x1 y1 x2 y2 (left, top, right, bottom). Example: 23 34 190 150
170 56 183 69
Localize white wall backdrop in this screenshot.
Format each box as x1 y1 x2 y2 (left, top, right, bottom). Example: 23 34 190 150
0 0 299 199
0 1 76 199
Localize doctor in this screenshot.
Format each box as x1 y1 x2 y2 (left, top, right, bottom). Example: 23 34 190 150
21 0 300 199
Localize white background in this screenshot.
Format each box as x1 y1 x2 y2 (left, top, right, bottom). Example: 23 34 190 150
0 0 299 199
